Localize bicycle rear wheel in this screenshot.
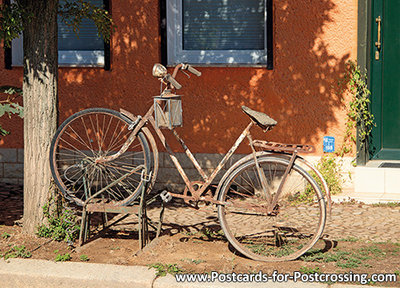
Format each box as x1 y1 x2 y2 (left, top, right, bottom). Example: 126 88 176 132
217 156 326 261
50 108 151 206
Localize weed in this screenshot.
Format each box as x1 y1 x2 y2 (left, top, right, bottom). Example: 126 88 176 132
80 254 89 261
358 245 385 258
371 202 400 208
299 266 320 274
55 253 71 262
181 258 204 265
301 247 375 269
339 236 359 242
36 185 80 243
148 263 183 277
336 257 362 268
1 232 11 239
197 228 224 240
289 155 343 204
247 242 295 258
110 246 120 250
314 155 343 196
1 245 31 260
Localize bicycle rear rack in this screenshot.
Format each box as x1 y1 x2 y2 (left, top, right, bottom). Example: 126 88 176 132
252 140 315 154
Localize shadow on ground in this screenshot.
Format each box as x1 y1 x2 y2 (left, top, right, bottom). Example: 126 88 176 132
0 182 23 226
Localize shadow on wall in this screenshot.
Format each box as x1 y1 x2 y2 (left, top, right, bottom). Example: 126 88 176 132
57 0 353 155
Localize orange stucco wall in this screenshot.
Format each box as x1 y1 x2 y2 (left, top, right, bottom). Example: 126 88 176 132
0 0 358 155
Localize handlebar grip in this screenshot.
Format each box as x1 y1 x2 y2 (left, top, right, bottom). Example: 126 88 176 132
166 74 182 89
187 65 202 76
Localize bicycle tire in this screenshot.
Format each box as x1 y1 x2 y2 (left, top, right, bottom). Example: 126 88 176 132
217 156 326 261
50 108 151 206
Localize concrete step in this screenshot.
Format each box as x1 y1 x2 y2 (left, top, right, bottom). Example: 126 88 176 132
339 166 400 203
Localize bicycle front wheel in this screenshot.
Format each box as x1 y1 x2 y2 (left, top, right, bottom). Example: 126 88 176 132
217 156 326 261
50 108 151 206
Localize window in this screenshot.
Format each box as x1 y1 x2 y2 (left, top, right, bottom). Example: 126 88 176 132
11 0 108 67
166 0 272 67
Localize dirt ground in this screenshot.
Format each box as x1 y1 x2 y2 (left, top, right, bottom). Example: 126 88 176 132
0 184 399 287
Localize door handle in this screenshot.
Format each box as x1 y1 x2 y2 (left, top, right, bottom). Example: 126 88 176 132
375 16 382 60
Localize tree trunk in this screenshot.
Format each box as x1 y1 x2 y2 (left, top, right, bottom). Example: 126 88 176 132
21 0 58 234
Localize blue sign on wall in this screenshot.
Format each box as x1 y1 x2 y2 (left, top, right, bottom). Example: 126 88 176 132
323 136 335 153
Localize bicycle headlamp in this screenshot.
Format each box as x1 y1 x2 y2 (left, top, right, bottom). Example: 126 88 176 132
152 63 167 78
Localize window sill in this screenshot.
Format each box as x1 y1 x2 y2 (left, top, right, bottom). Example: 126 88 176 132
167 64 271 69
11 64 105 68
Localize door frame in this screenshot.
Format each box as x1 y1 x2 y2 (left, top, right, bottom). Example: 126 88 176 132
357 0 392 164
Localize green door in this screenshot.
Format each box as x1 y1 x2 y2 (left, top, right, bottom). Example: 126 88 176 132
370 0 400 159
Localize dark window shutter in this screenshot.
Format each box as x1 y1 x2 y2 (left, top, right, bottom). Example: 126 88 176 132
4 0 12 70
4 47 12 70
104 0 111 70
266 0 273 70
160 0 167 66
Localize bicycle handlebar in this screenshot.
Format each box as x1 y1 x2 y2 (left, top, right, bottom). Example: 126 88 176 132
166 74 182 90
185 64 202 77
171 63 201 80
156 63 201 91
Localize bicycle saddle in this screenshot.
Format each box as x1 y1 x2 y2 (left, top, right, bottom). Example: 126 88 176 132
241 106 277 129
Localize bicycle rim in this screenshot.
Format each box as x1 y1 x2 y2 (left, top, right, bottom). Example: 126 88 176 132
218 156 326 261
50 108 150 206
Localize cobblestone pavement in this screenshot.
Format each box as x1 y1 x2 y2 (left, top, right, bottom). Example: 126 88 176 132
146 201 400 243
1 182 399 243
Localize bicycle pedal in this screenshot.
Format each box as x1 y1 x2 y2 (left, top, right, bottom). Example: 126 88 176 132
160 190 172 203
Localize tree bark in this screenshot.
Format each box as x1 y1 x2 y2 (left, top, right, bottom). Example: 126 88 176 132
21 0 58 234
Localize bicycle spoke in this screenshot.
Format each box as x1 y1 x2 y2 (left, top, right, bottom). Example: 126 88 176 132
64 126 95 155
105 123 129 154
81 116 95 155
59 137 92 159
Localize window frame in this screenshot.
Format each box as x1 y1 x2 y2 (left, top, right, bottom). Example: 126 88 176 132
7 0 110 69
166 0 273 68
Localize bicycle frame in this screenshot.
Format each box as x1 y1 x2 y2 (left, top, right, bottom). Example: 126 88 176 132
96 103 332 213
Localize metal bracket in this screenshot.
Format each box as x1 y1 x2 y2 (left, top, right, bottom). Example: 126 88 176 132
141 170 152 183
128 116 142 130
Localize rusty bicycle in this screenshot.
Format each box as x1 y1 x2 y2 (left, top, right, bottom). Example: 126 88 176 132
49 63 331 261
